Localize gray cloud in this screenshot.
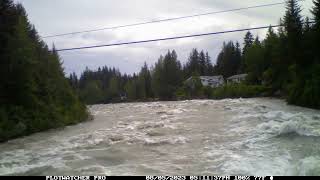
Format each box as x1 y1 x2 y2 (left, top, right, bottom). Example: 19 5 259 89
15 0 313 76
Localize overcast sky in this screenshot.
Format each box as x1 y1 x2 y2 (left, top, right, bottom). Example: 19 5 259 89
14 0 313 76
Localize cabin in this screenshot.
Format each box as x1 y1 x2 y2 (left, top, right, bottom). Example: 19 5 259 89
186 76 224 88
227 74 248 84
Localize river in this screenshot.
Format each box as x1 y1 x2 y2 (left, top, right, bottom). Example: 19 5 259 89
1 98 320 175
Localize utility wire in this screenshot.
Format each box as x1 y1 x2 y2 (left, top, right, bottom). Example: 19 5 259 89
44 2 286 39
56 24 281 52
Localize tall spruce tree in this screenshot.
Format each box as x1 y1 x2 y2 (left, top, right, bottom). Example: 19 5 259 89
213 41 241 78
199 51 206 75
138 62 153 99
205 52 214 75
283 0 305 104
243 31 254 55
284 0 304 66
312 0 320 63
235 42 242 74
312 0 320 28
244 36 265 84
152 51 182 99
240 31 254 73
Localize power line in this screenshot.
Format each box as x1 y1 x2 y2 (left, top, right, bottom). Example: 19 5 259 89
56 24 281 52
44 2 286 39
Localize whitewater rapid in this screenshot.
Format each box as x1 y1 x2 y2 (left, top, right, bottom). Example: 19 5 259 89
0 98 320 175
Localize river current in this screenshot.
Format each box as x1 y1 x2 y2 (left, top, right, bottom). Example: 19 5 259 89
1 98 320 175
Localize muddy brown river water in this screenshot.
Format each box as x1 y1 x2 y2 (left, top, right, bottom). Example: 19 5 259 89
1 98 320 175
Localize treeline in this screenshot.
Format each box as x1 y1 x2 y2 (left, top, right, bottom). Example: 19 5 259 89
69 49 215 103
71 0 320 109
211 0 320 109
0 0 89 142
242 0 320 109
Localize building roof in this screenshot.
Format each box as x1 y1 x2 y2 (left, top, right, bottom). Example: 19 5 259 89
227 74 248 80
186 75 223 82
199 76 223 80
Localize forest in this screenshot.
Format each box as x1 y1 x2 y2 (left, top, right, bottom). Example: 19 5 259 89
0 0 89 142
0 0 319 142
70 0 320 109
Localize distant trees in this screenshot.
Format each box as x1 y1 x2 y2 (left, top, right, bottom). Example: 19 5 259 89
75 66 126 103
80 80 104 104
213 41 241 78
0 0 88 142
152 50 182 100
125 77 139 100
183 49 214 78
244 37 265 84
243 31 254 56
69 0 320 109
240 31 254 73
68 72 79 90
71 49 215 103
138 62 153 98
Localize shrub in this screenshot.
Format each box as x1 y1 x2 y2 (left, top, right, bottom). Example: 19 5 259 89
211 84 267 99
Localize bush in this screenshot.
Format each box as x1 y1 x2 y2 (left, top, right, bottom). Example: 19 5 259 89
175 87 189 100
0 106 29 141
287 63 320 109
211 84 267 99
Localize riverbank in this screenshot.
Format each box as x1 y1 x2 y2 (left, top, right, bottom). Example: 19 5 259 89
105 83 319 111
0 112 94 144
1 84 316 144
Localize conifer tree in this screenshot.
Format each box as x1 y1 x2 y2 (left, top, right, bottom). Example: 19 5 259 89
199 51 206 75
205 52 214 75
284 0 303 66
240 31 254 73
312 0 320 28
312 0 320 63
243 31 254 56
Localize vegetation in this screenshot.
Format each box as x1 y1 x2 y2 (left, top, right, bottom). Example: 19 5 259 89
71 49 215 103
211 84 268 99
70 0 320 109
176 74 214 100
213 41 242 77
0 0 89 142
1 0 319 142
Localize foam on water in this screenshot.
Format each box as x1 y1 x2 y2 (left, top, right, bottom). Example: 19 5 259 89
220 150 293 175
296 156 320 176
255 111 320 137
0 98 320 175
193 98 320 176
